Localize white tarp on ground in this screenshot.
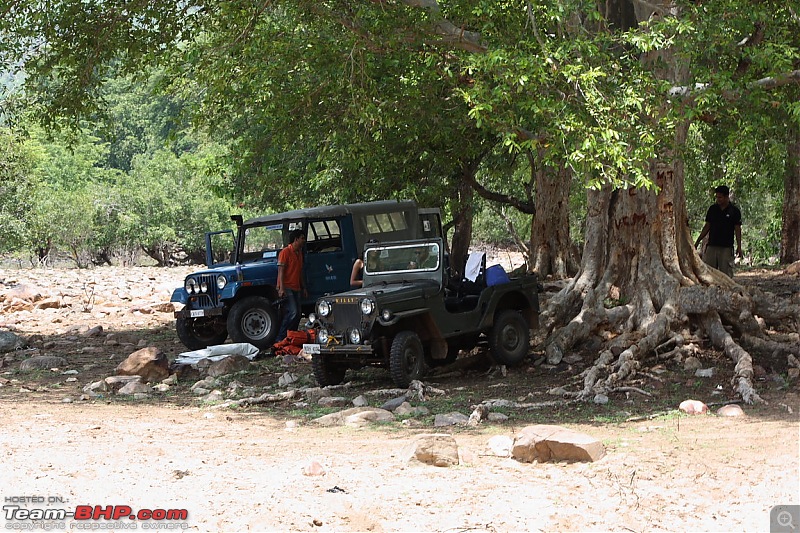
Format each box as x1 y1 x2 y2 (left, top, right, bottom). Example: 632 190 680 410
174 343 260 365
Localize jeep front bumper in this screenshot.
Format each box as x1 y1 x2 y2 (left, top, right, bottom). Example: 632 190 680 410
174 307 224 319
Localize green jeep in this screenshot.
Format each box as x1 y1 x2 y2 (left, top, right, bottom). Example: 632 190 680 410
304 238 540 387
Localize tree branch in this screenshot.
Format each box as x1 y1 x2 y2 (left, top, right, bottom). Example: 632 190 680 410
401 0 486 53
461 170 536 214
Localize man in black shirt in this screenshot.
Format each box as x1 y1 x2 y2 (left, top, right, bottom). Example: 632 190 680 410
694 185 743 277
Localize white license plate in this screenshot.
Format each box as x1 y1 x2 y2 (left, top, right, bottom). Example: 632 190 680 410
189 310 205 318
303 343 320 354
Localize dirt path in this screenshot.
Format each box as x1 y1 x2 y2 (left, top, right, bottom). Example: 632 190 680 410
1 401 798 532
1 266 799 532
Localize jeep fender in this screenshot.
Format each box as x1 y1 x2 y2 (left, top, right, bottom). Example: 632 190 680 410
380 310 446 359
170 287 190 305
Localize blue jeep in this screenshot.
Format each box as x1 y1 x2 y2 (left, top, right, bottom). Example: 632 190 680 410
170 200 442 351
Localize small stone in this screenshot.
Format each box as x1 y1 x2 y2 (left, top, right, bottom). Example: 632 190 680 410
352 395 369 407
593 394 609 405
679 399 708 415
683 357 702 371
695 368 714 378
717 404 745 417
302 461 326 476
278 372 298 387
318 396 350 407
380 396 408 412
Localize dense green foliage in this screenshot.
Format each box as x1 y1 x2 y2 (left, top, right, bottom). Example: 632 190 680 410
1 0 798 266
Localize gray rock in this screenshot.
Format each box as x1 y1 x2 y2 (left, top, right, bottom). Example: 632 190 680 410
80 325 104 337
683 356 703 371
434 412 470 427
512 424 606 463
593 393 609 405
19 355 67 371
352 395 369 407
318 396 350 407
487 412 509 422
305 387 332 403
103 375 142 393
278 372 298 387
695 367 714 378
0 331 26 353
117 381 151 395
380 396 408 412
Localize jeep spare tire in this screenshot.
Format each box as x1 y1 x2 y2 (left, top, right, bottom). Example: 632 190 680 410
226 296 279 350
488 309 530 365
389 331 426 388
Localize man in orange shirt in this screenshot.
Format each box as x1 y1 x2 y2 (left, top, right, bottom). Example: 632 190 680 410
276 229 307 342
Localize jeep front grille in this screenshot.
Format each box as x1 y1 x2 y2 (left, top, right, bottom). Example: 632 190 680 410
191 275 219 308
330 302 362 332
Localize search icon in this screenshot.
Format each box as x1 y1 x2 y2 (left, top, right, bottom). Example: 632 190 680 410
773 506 800 532
778 511 795 529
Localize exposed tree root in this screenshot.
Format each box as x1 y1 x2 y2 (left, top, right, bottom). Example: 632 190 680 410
538 180 800 405
540 260 800 405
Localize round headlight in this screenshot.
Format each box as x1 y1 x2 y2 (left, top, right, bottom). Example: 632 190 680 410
360 298 375 315
318 329 329 344
199 281 208 293
217 276 227 290
381 309 393 321
318 300 331 317
349 328 362 345
185 278 198 294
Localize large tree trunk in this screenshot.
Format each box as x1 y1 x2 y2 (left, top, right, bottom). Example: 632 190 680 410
541 102 799 404
449 165 477 277
530 157 579 279
781 125 800 264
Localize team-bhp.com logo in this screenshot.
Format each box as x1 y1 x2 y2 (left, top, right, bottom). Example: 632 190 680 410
3 503 189 530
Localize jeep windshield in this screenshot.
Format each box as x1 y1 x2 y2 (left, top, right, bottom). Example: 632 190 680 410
364 242 440 275
238 224 285 262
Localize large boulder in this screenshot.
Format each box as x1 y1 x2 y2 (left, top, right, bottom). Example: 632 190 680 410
512 424 606 463
115 347 170 383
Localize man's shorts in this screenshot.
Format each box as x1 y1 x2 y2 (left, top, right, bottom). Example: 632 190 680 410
702 246 734 277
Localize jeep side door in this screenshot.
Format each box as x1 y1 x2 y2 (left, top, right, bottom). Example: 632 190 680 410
302 216 356 307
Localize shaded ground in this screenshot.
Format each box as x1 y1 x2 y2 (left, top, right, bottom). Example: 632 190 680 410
1 265 798 532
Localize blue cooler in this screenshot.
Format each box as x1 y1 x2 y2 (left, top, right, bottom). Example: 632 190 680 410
486 264 510 286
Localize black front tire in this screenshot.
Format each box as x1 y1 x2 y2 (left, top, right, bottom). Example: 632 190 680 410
389 331 427 388
311 353 347 387
488 310 530 365
226 296 279 350
175 316 228 351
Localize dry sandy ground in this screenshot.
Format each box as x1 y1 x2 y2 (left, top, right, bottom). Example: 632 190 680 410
1 401 798 532
0 265 799 532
